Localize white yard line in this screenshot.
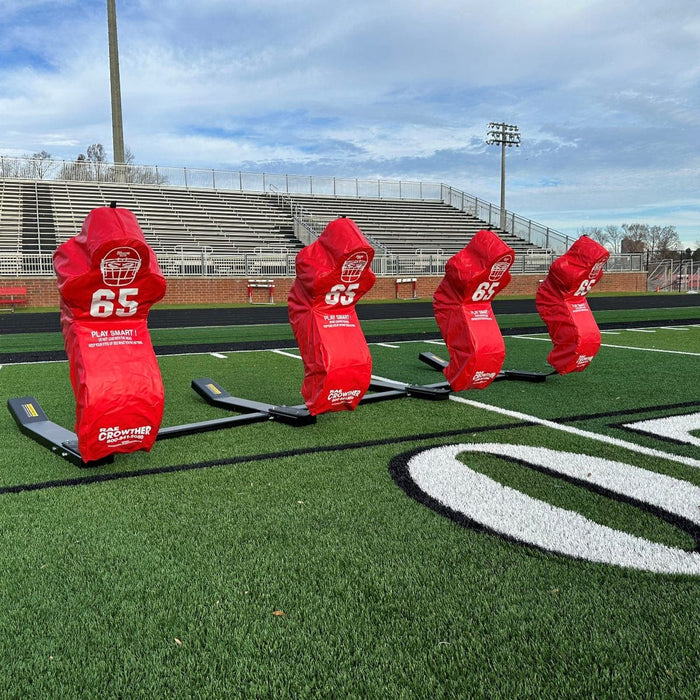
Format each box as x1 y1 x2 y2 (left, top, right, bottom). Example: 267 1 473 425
370 373 405 385
0 345 307 368
510 334 700 356
210 352 228 359
375 343 400 348
0 358 68 367
3 328 696 369
448 395 700 469
598 344 700 356
269 349 301 360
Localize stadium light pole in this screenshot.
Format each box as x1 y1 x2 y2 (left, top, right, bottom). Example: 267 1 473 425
486 122 520 231
107 0 126 172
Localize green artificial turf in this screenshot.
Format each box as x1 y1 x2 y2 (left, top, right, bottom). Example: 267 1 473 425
2 303 699 356
0 315 698 698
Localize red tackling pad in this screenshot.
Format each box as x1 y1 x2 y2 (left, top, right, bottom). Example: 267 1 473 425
53 206 167 462
433 229 515 391
535 235 609 374
288 218 376 415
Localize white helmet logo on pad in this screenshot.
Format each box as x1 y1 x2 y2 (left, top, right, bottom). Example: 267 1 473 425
340 252 368 283
489 254 513 282
100 247 142 287
589 260 606 279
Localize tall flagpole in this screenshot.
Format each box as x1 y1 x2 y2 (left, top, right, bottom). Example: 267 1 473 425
107 0 125 166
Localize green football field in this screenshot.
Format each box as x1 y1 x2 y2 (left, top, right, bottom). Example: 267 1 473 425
0 317 698 698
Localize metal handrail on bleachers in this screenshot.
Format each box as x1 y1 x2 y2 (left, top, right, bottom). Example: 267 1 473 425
0 159 646 280
2 249 643 279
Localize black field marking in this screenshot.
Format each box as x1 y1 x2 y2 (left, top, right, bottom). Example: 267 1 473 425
612 420 700 446
0 420 530 496
388 447 700 554
0 333 441 364
5 400 698 495
2 316 698 365
615 424 683 446
558 401 700 423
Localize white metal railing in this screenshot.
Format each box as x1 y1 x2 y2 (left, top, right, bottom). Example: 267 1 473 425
267 184 389 252
268 184 323 246
2 251 644 279
440 184 573 254
647 258 699 293
0 155 445 199
1 155 570 250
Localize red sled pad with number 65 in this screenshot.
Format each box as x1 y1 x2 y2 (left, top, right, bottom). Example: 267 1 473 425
433 229 515 391
535 235 609 375
53 206 167 462
288 218 376 415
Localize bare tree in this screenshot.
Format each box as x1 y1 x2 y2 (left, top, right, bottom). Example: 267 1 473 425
604 225 625 254
621 224 647 254
59 152 88 181
85 143 108 180
121 146 168 184
27 151 53 179
645 225 681 259
578 226 609 247
86 143 107 163
621 223 682 260
621 223 648 241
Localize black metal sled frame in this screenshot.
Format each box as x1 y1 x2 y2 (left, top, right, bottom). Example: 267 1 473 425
418 351 551 383
7 373 452 468
7 397 94 468
192 375 452 421
191 378 316 427
7 394 273 468
364 377 452 402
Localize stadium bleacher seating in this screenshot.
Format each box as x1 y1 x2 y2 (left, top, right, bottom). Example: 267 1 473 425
0 179 544 265
286 194 540 256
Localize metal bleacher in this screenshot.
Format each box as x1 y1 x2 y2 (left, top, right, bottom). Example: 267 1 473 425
285 194 541 256
0 180 22 254
4 180 301 256
1 178 547 278
0 180 24 274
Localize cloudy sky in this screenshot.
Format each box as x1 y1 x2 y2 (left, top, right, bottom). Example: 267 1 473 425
1 0 698 247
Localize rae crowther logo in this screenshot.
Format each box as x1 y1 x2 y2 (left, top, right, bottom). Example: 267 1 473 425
327 388 362 403
98 425 152 445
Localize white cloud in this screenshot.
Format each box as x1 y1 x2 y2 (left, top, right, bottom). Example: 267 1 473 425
0 0 698 244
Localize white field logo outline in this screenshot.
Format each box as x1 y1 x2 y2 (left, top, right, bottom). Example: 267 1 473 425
392 441 700 576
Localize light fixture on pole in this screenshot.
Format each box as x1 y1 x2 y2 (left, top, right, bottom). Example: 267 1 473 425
487 122 520 231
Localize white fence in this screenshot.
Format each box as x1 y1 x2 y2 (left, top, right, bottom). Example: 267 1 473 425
1 251 644 279
440 185 571 253
647 259 699 293
1 155 572 253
